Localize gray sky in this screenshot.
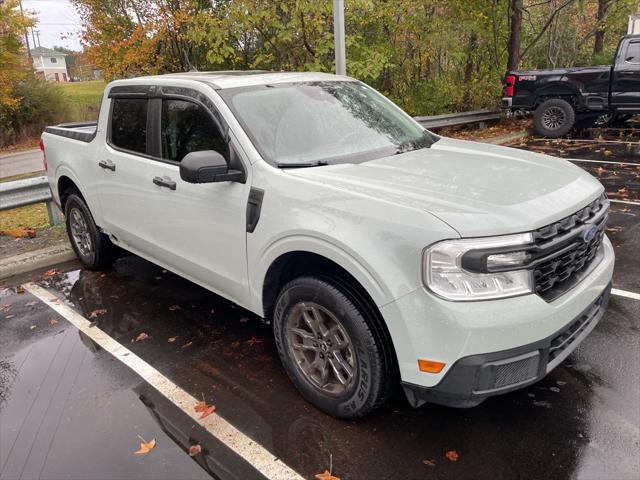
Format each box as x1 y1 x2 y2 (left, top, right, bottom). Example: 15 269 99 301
23 0 83 51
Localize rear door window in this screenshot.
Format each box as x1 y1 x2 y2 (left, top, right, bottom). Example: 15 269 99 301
161 99 227 162
110 98 148 154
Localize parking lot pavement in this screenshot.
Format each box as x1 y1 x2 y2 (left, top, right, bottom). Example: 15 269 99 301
0 129 638 480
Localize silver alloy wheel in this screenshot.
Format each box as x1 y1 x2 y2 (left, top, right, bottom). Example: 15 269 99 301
542 106 567 130
286 302 357 396
69 207 93 258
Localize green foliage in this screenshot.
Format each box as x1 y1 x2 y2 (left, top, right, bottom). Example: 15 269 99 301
0 77 71 148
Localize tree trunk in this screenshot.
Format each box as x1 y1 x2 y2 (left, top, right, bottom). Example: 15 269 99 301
507 0 523 71
463 32 478 106
593 0 610 55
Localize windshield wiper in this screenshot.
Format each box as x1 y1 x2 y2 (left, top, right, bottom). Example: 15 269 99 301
277 160 330 168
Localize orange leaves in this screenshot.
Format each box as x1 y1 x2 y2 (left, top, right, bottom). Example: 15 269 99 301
168 336 177 343
43 268 59 277
134 436 156 455
245 336 263 347
0 228 36 238
88 308 107 319
188 444 202 456
422 459 436 466
445 450 459 462
315 471 340 480
194 399 216 419
135 332 149 342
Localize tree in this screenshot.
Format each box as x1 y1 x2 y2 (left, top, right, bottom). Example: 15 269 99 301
0 0 34 109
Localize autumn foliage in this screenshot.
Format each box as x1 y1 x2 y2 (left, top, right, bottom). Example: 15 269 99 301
72 0 638 117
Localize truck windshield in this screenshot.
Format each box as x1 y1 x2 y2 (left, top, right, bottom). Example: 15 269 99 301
219 81 437 167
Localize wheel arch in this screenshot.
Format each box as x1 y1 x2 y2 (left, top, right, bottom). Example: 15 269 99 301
261 249 399 377
534 83 581 107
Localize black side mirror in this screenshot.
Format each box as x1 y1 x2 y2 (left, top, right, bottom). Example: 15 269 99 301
180 150 244 184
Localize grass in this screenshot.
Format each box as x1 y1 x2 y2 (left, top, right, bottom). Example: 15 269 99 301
0 173 54 230
0 204 50 230
56 80 106 121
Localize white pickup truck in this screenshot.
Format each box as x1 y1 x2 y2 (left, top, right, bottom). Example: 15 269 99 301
42 72 614 418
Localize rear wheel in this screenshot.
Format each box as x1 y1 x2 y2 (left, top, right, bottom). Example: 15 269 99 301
533 98 575 137
273 275 393 419
64 193 116 270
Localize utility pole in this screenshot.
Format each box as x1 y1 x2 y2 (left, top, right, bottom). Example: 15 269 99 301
18 0 32 63
31 26 37 49
333 0 346 75
36 30 41 47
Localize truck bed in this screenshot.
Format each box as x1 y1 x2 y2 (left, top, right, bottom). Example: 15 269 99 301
44 121 97 143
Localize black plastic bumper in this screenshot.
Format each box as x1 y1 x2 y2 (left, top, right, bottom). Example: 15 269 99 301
402 283 612 408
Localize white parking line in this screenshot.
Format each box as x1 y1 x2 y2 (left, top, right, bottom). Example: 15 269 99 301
22 282 305 480
612 288 640 301
568 158 639 167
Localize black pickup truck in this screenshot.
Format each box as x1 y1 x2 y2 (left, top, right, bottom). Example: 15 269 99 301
502 34 640 137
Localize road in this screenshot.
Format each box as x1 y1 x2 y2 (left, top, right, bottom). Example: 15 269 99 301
0 128 638 480
0 149 43 179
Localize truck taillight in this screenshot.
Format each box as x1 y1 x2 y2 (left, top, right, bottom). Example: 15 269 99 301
39 138 47 172
503 74 516 97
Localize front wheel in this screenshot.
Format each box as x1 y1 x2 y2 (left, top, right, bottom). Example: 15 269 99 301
273 275 393 419
64 193 116 270
533 99 575 138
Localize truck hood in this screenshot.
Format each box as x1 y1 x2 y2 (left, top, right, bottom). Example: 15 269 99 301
285 137 604 237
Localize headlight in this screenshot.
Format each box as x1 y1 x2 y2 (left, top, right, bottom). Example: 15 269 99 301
423 233 534 301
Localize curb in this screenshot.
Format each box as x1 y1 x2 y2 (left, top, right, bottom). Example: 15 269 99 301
0 243 76 280
481 130 530 145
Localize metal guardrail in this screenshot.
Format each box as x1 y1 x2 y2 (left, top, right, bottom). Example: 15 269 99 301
0 176 62 225
414 109 502 129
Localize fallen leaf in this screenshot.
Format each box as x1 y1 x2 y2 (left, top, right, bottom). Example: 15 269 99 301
122 352 129 356
239 317 249 323
168 304 181 311
135 332 149 342
603 149 612 156
194 398 216 419
0 228 36 238
182 341 193 348
245 336 263 347
25 300 38 307
88 308 107 319
422 459 436 466
43 268 59 277
49 319 59 325
6 315 14 319
30 325 37 330
188 444 202 456
199 404 216 419
0 304 11 312
16 286 25 294
134 436 156 455
315 470 340 480
445 450 459 462
168 336 178 343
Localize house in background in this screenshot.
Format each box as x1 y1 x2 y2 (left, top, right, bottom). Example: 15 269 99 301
30 47 68 82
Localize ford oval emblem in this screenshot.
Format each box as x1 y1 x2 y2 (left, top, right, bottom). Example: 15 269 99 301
582 225 599 243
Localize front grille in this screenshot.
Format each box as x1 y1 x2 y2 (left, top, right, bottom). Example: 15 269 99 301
532 193 609 301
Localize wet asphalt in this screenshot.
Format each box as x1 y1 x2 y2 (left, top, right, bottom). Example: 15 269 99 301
0 128 639 480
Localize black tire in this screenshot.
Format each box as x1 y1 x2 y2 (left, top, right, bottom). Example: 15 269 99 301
273 275 393 419
533 98 575 138
64 193 116 270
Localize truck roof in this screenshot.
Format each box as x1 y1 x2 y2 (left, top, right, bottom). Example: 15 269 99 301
110 71 354 90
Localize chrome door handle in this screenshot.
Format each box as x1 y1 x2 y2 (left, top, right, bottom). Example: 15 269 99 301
153 176 176 191
98 160 116 171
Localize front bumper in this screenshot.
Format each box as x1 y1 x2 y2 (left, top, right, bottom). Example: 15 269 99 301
401 283 611 408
